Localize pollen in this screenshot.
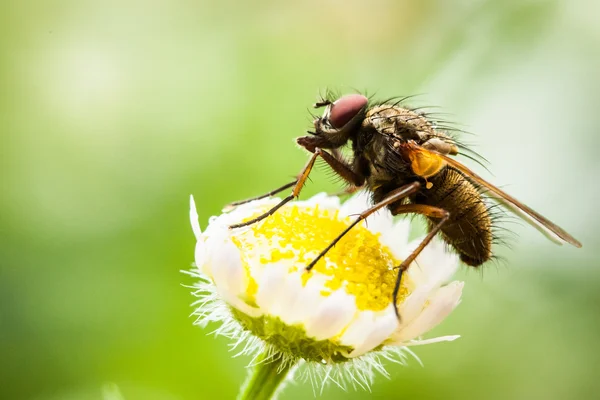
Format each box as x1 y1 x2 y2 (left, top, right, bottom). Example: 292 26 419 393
232 203 409 311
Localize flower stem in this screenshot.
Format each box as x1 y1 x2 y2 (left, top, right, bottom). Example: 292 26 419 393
237 353 295 400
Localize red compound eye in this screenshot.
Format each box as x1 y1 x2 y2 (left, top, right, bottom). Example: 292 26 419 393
329 94 368 129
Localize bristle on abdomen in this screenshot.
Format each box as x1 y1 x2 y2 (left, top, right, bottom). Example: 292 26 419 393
416 167 493 267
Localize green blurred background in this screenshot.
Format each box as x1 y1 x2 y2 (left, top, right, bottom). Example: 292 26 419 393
2 0 599 399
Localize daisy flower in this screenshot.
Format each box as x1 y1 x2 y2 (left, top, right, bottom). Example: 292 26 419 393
188 191 463 399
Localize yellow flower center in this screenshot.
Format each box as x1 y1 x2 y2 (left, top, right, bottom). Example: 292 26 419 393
231 202 409 311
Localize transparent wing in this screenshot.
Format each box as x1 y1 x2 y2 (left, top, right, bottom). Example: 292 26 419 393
420 145 581 247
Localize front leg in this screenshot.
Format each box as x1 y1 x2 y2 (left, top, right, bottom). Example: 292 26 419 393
229 146 364 229
229 150 320 229
297 136 365 187
225 137 352 210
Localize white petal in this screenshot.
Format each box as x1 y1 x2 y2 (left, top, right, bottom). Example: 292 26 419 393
405 335 461 346
220 197 280 225
391 281 463 344
302 192 341 210
339 311 375 347
189 195 202 240
340 191 371 217
380 218 411 260
194 240 208 275
359 205 394 235
272 272 306 324
396 282 437 329
207 234 246 300
339 191 399 242
304 289 357 340
404 237 458 288
339 308 398 356
293 271 340 323
203 234 262 317
346 310 399 357
255 266 287 314
229 296 262 317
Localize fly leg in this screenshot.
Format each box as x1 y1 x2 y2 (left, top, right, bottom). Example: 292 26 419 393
323 148 364 197
305 182 422 271
390 203 450 320
225 146 352 208
224 181 297 210
229 148 364 229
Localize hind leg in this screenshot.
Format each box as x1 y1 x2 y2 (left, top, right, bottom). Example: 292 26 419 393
390 203 450 320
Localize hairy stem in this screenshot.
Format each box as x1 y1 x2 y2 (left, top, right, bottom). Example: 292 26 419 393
237 353 295 400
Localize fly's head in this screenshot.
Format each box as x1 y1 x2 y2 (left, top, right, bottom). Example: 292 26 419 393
297 94 368 152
